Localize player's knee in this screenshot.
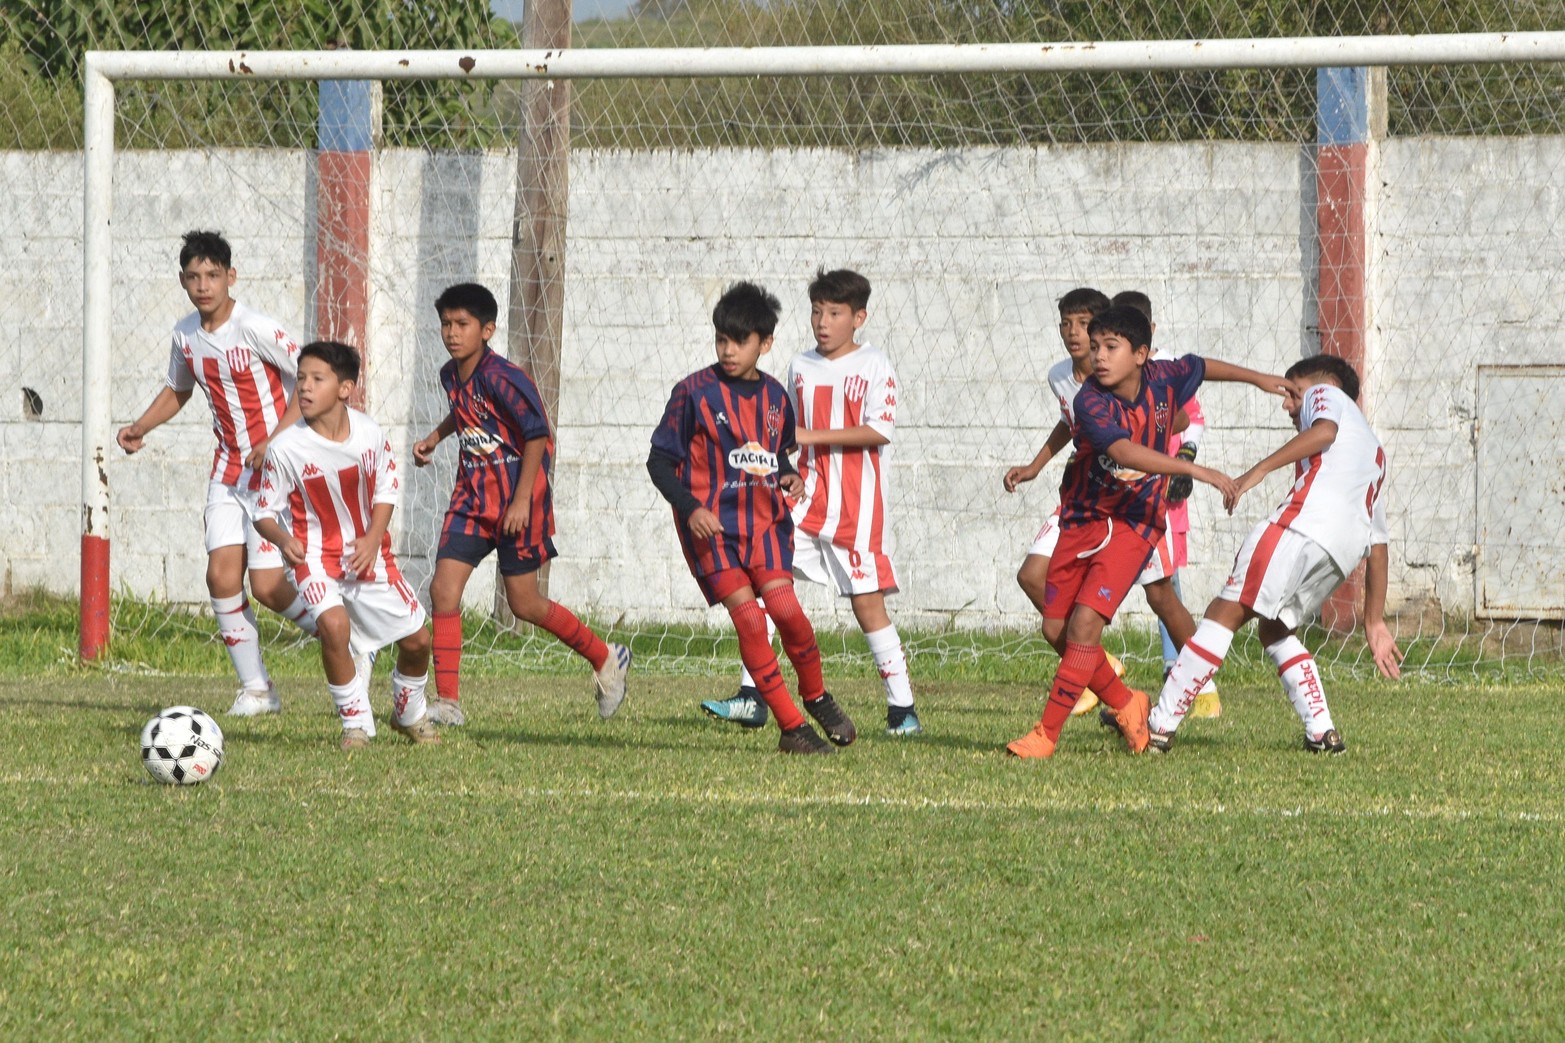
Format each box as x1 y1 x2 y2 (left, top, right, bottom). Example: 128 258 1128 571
315 611 351 651
506 591 549 624
399 626 432 659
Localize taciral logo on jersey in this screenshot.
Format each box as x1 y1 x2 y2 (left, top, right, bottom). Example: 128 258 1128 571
728 441 779 477
459 426 503 456
844 374 869 403
226 345 253 372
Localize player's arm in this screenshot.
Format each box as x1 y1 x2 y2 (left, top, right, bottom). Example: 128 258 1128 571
1004 420 1071 492
646 449 718 538
1362 542 1403 680
117 386 193 454
348 502 395 576
1202 358 1290 398
1104 437 1238 509
1232 419 1338 502
413 414 459 467
252 514 304 568
498 436 548 538
794 424 890 449
247 396 303 470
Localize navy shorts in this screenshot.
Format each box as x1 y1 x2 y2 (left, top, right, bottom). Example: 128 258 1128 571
437 529 557 577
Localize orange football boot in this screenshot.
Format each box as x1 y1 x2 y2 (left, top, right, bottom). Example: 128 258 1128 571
1006 722 1057 758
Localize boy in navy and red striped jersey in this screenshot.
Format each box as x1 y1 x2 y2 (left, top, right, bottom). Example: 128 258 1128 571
647 281 852 755
412 283 631 726
1006 304 1289 759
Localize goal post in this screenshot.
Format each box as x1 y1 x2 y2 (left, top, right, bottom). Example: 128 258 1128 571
76 33 1565 670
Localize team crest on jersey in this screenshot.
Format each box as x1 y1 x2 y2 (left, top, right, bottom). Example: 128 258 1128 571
765 404 783 437
469 390 492 421
728 441 779 477
844 374 869 403
459 426 503 456
1154 399 1170 432
361 448 376 474
226 345 252 372
302 581 328 606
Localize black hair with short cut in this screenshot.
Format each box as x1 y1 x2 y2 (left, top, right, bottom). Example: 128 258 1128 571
712 281 782 341
1286 354 1361 402
434 282 500 326
180 230 232 270
298 340 362 384
1057 286 1111 318
1110 290 1153 322
808 268 871 311
1087 304 1152 351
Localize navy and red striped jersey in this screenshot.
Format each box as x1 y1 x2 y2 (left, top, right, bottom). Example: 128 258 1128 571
650 365 798 577
1060 355 1206 543
438 348 555 546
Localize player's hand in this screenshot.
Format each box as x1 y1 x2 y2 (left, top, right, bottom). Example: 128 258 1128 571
116 424 145 454
1003 465 1037 493
244 439 268 470
1195 465 1240 513
1231 465 1269 504
687 507 723 540
279 537 307 567
346 536 380 576
499 500 528 538
1259 374 1292 398
412 436 439 467
779 474 805 498
1166 444 1199 503
1366 620 1404 680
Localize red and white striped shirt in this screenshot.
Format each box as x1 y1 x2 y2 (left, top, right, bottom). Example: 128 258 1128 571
166 301 298 490
255 409 403 584
788 344 898 553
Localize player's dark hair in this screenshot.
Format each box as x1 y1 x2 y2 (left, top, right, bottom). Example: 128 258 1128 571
1088 304 1152 351
713 281 782 341
298 340 361 384
1286 354 1361 402
180 230 232 270
808 268 871 311
1110 290 1153 322
434 282 500 326
1057 286 1111 317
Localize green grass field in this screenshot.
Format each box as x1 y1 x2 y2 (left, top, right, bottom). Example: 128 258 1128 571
3 619 1563 1041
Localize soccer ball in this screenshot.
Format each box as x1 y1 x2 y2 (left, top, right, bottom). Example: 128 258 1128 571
140 706 224 785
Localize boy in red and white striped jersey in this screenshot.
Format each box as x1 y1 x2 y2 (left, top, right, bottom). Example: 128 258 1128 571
254 341 437 750
117 231 319 718
701 269 921 736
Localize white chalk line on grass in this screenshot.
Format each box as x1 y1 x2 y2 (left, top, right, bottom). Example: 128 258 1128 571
3 771 1560 825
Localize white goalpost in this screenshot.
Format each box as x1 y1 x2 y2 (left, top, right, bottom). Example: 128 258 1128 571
76 33 1565 675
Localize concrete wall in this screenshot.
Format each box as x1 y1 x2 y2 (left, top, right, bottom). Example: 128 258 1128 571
3 139 1560 629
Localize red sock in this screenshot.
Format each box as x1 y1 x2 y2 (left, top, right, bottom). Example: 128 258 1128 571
729 600 804 731
541 601 609 671
1086 647 1134 711
760 584 825 702
432 612 463 702
1039 641 1100 742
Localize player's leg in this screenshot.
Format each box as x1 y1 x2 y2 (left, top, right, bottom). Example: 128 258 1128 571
1146 596 1248 747
347 573 438 745
387 619 439 745
247 565 319 636
1254 541 1350 752
207 544 279 716
711 574 830 754
308 595 375 749
758 574 855 747
1018 509 1061 619
427 554 476 725
701 591 772 727
1149 568 1220 719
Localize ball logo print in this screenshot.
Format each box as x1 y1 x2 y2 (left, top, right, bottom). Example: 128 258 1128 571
140 706 224 786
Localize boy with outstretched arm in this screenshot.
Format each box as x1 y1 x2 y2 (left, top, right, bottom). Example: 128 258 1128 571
703 268 920 736
253 341 437 750
648 281 853 755
117 230 319 718
1141 355 1402 754
1006 305 1287 758
412 283 631 727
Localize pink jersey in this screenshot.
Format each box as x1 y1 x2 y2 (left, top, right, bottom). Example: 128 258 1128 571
166 302 299 490
1153 347 1206 545
255 409 405 585
1267 382 1389 573
789 344 898 553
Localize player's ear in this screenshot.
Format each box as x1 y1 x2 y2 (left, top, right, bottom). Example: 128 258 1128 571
481 320 497 342
852 308 867 329
758 334 774 355
226 267 238 287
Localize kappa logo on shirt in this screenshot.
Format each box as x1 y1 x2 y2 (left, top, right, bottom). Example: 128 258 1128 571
302 463 323 478
728 441 778 477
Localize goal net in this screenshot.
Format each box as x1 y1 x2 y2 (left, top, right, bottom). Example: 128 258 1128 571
6 3 1565 682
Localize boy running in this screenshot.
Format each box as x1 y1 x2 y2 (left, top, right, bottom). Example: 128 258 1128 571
253 341 437 749
117 230 317 717
1142 355 1403 753
702 269 921 735
648 281 852 755
412 283 630 726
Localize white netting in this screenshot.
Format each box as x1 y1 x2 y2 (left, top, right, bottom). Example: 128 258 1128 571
4 3 1565 682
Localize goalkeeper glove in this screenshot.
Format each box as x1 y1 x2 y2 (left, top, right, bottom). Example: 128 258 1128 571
1166 443 1199 503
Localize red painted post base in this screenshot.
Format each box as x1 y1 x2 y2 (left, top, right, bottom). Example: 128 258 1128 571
80 534 110 660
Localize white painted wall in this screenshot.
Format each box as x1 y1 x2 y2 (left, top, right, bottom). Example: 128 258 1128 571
3 140 1559 629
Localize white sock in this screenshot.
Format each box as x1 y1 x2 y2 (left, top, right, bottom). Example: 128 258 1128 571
280 593 319 637
738 599 775 690
1150 618 1234 733
212 593 269 691
329 678 376 736
1266 636 1335 737
864 624 915 708
391 669 430 727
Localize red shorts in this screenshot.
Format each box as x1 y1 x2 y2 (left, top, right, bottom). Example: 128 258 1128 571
1043 519 1157 621
698 566 794 606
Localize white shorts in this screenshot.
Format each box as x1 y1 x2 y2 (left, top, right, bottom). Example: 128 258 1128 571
1136 530 1178 586
793 531 899 598
204 480 283 570
1218 522 1345 630
293 566 428 658
1026 507 1063 558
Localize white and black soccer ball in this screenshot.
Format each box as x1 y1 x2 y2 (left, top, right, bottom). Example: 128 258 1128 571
140 706 224 785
